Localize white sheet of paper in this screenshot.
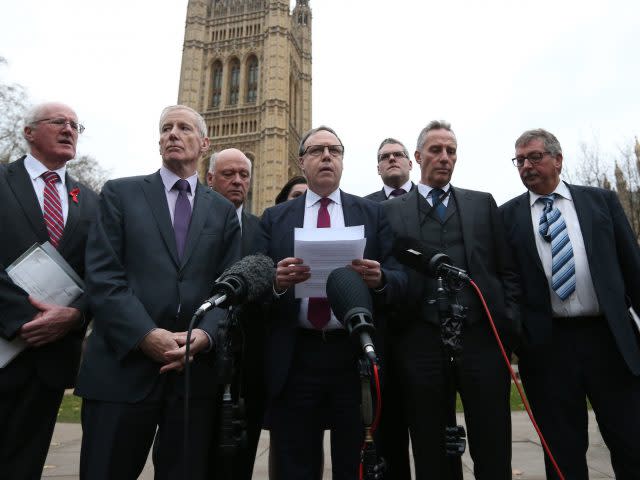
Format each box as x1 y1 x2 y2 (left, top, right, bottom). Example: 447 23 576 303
1 244 83 368
294 225 366 298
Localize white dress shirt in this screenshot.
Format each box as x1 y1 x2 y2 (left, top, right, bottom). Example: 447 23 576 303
298 188 345 330
417 182 452 207
24 153 69 224
528 181 600 317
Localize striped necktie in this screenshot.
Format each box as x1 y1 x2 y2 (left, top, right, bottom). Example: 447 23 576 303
538 195 575 300
429 188 446 221
42 171 64 248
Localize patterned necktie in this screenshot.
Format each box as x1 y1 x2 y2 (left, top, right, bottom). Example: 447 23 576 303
42 171 64 248
308 197 332 329
390 188 406 198
429 188 446 221
538 195 575 300
173 179 192 260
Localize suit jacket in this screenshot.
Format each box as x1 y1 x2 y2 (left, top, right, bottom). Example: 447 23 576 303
75 171 241 402
241 210 261 257
500 183 640 375
364 182 415 203
383 186 521 346
0 156 99 391
257 190 406 400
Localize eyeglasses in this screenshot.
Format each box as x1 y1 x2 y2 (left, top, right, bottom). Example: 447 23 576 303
511 151 551 167
302 145 344 157
378 151 407 163
32 117 85 134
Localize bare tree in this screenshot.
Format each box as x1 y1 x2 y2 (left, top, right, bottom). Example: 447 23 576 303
1 57 110 191
0 58 30 164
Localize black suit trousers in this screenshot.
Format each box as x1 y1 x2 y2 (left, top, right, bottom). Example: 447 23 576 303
394 319 511 480
519 316 640 480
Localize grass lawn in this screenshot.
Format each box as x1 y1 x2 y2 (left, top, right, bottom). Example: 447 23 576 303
58 384 531 424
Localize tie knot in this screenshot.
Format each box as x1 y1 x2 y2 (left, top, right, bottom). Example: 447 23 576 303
390 188 406 197
538 195 554 209
173 179 191 194
429 188 444 201
42 171 60 185
319 197 331 208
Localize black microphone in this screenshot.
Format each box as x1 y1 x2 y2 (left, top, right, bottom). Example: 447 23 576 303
326 267 377 362
195 254 274 316
392 236 470 283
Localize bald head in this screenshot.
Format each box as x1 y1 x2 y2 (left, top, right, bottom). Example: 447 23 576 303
207 148 252 208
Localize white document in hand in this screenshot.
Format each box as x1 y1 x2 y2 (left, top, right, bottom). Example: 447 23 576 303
0 243 84 368
294 225 366 298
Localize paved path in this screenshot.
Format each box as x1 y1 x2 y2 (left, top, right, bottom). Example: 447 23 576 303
43 411 613 479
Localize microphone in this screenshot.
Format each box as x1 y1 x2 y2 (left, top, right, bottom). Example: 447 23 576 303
326 267 377 362
195 254 274 316
392 236 470 283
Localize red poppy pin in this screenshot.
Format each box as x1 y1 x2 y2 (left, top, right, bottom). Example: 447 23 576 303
70 187 80 204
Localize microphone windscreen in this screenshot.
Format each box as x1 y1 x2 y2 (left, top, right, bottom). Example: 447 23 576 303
326 267 373 323
223 254 275 301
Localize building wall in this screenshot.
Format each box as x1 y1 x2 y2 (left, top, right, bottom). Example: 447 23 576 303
178 0 312 214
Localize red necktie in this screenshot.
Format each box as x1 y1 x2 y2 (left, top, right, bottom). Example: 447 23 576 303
308 197 331 329
42 171 64 248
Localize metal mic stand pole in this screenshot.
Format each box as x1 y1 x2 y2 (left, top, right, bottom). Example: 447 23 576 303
358 357 384 480
215 308 247 480
435 276 466 480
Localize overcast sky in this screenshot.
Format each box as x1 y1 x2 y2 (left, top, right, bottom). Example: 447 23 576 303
1 0 638 205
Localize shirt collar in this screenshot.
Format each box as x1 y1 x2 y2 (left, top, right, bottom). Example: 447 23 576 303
417 182 451 199
159 165 198 195
24 153 67 186
305 188 342 208
383 180 413 198
528 180 572 207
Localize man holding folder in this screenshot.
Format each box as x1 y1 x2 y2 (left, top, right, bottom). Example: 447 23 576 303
0 102 99 478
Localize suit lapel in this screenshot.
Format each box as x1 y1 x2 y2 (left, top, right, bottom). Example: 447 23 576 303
341 191 365 227
452 187 476 267
401 189 423 239
568 183 594 259
57 174 81 253
6 157 49 241
515 191 545 272
141 171 179 265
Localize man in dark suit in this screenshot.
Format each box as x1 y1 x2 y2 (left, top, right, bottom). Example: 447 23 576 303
364 137 413 480
500 128 640 479
365 137 415 202
383 120 521 479
75 105 241 479
258 125 406 480
0 102 99 479
207 147 265 479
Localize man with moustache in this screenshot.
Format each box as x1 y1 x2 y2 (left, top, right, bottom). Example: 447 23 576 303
383 120 521 479
258 126 406 479
500 129 640 479
76 105 240 479
0 102 99 479
365 137 415 202
207 148 265 479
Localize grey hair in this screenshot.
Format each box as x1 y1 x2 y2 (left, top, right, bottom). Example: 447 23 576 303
298 125 344 156
515 129 562 156
416 120 455 151
377 137 410 161
159 105 207 137
208 149 252 174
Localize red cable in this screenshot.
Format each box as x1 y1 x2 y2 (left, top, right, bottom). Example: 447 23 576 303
469 279 565 480
359 360 383 480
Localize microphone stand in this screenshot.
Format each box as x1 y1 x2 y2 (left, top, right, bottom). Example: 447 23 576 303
215 307 247 480
358 357 384 480
434 276 466 480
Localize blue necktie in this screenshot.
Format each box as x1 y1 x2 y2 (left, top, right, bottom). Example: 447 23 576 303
429 188 446 221
538 195 575 300
173 179 192 260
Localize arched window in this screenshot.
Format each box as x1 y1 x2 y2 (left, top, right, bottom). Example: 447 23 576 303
211 61 223 108
246 56 258 103
229 58 240 105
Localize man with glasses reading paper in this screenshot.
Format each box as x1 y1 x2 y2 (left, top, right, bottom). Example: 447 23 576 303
0 102 98 478
257 126 405 479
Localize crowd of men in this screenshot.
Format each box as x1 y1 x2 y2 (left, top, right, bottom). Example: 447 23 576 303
0 101 639 480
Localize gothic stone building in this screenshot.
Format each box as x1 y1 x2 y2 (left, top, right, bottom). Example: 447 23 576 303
178 0 312 213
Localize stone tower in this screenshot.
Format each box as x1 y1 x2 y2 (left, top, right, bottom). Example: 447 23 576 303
178 0 312 214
